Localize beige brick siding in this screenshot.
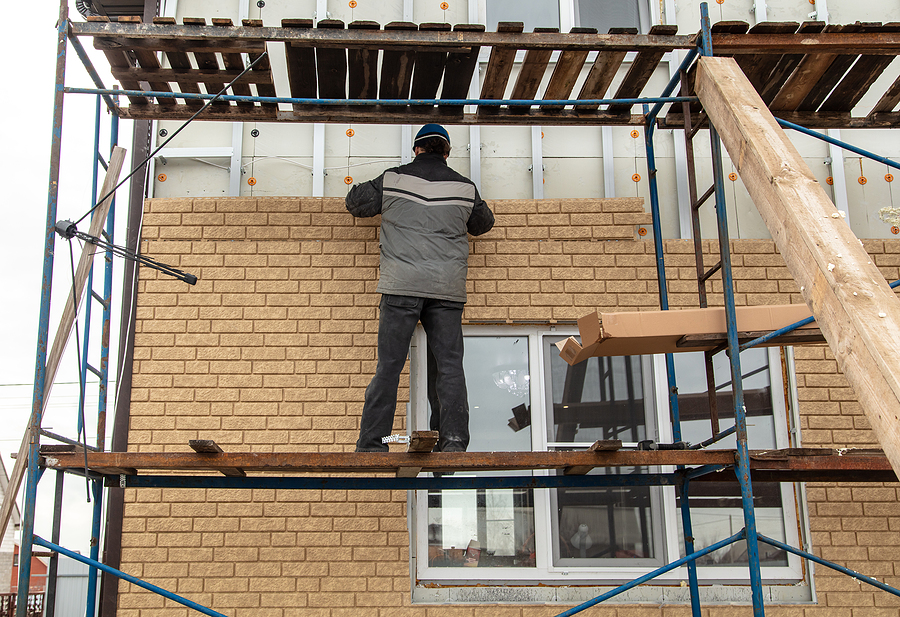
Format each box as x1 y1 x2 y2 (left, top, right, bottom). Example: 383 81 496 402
119 196 900 616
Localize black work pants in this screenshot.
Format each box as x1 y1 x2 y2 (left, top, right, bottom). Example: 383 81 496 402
355 294 469 452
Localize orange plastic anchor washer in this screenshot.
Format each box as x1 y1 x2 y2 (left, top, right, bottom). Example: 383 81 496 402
248 177 257 186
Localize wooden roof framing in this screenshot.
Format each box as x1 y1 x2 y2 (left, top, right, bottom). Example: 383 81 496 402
72 17 900 127
70 16 900 128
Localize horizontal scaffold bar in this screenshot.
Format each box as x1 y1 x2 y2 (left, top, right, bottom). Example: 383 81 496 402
39 448 897 483
69 20 696 52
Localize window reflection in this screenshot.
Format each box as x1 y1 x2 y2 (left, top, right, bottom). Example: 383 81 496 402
674 349 788 567
426 336 535 568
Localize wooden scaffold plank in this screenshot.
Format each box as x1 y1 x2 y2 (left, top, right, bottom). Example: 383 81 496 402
283 18 317 111
695 55 900 481
439 23 484 110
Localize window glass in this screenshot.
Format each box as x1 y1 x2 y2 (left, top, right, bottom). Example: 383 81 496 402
426 336 535 568
673 349 788 567
486 0 560 32
545 343 647 444
574 0 643 33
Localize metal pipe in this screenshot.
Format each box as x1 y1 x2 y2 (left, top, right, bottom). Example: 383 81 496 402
776 117 900 171
740 278 900 352
684 464 729 481
701 2 766 613
690 425 738 449
757 533 900 598
66 32 117 113
646 47 700 124
553 529 745 616
45 472 65 617
18 3 69 614
63 88 699 108
33 536 228 617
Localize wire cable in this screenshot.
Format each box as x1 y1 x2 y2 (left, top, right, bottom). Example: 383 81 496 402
74 51 270 227
66 240 92 502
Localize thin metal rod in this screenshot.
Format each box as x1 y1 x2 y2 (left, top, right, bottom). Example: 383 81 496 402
740 278 900 351
776 117 900 171
690 425 738 449
64 88 699 108
33 536 228 617
39 428 101 452
553 530 745 617
757 534 900 598
45 471 65 617
66 30 117 113
684 464 730 481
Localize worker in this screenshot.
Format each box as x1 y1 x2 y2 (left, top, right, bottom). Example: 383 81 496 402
346 123 495 453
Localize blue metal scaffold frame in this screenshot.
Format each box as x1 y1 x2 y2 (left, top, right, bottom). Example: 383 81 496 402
16 2 900 616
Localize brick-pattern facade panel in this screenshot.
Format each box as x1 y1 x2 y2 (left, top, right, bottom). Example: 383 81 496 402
123 197 900 616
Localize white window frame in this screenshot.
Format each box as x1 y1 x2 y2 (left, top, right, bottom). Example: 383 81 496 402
410 325 806 587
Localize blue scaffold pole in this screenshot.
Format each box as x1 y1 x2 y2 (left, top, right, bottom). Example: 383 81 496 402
700 3 766 614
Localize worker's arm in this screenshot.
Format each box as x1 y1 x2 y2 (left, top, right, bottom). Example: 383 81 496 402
345 174 384 218
466 189 494 236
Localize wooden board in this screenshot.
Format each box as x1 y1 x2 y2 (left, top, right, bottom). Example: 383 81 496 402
410 22 450 103
39 448 896 483
540 28 594 111
757 21 825 105
733 22 800 96
575 27 636 112
509 28 557 111
607 24 677 114
820 23 900 113
182 17 228 106
348 21 380 99
439 23 485 108
797 22 868 111
213 18 254 108
478 21 524 109
770 24 846 112
379 21 418 99
283 18 317 110
696 55 900 482
315 20 348 100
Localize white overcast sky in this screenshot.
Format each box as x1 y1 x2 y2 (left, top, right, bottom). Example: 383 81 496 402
1 3 136 555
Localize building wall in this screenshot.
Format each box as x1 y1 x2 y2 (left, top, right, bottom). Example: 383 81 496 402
117 195 900 615
149 0 900 240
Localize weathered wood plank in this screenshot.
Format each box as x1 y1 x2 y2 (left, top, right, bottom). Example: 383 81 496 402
379 22 418 99
182 17 228 106
575 27 636 112
91 15 147 105
509 28 558 112
283 19 317 110
410 22 451 103
696 56 900 481
769 24 847 112
733 22 801 96
757 21 825 105
154 17 203 107
189 439 246 476
797 23 868 111
347 21 380 99
479 21 524 111
213 18 254 108
243 20 278 107
439 23 484 109
607 24 677 114
820 23 900 113
541 27 595 111
119 104 648 125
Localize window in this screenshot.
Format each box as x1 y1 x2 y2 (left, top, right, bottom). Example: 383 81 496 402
411 326 806 590
484 0 651 34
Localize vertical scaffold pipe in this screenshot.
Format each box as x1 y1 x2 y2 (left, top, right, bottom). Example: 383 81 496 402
644 104 701 617
18 2 68 615
700 3 766 615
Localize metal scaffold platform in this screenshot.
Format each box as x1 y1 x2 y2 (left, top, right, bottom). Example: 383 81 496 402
8 1 900 616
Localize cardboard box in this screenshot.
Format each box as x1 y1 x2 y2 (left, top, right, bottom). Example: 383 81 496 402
556 304 816 365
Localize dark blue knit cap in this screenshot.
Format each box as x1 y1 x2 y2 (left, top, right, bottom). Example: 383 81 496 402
414 123 451 147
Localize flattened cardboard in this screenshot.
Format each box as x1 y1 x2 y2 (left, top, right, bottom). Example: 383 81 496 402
555 304 815 364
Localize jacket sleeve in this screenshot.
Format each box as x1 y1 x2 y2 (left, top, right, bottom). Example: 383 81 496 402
466 188 495 236
345 173 384 218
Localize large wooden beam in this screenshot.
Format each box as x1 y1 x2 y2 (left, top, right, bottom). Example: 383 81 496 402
695 56 900 478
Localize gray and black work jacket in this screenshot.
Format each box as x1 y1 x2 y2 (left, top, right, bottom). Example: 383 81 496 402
345 152 494 303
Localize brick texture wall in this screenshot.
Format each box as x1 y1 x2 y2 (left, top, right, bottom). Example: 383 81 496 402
119 196 900 616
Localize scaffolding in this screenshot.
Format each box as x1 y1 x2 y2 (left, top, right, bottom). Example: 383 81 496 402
8 1 900 615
